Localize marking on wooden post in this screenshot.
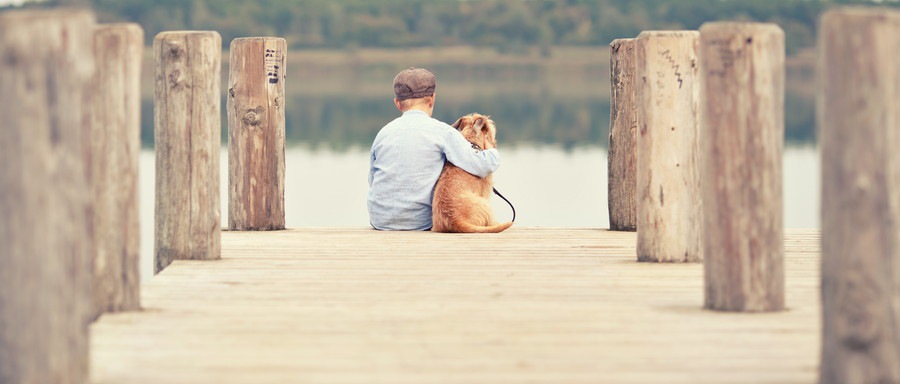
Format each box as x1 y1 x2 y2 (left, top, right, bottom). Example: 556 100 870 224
265 47 282 84
699 22 785 312
819 8 900 383
154 31 222 273
89 23 143 321
0 9 95 384
634 31 702 263
608 38 638 232
228 37 287 231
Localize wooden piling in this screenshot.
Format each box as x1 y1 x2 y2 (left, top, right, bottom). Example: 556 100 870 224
89 23 143 321
227 37 286 231
699 23 785 312
634 31 702 262
819 8 900 383
608 38 637 232
154 31 222 273
0 9 95 384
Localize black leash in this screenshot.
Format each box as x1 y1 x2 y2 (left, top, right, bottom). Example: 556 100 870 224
492 187 516 222
470 141 516 222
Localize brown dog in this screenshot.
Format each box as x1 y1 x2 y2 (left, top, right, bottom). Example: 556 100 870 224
432 113 513 233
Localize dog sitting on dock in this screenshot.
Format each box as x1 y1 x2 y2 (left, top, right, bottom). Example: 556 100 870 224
432 113 513 233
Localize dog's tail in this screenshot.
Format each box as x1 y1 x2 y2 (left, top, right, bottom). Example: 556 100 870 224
454 220 514 233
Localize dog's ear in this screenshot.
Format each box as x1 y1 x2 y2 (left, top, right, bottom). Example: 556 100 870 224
485 116 495 131
473 117 485 131
451 117 463 130
476 116 495 133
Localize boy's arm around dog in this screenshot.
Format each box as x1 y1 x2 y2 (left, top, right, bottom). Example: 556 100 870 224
442 128 500 178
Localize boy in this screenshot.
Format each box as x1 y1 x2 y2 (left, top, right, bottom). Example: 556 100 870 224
367 67 500 230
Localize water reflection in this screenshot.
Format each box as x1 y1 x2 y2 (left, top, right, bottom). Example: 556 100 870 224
290 95 611 150
139 90 815 150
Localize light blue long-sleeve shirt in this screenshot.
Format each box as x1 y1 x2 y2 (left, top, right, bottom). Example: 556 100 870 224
367 110 500 230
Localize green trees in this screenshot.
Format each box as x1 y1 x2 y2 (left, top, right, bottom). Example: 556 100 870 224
26 0 886 53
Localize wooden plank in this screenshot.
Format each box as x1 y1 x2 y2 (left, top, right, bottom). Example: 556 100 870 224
699 22 785 312
227 37 286 231
634 31 702 263
91 228 821 384
819 8 900 383
0 9 95 384
154 31 222 273
90 23 143 320
608 38 638 232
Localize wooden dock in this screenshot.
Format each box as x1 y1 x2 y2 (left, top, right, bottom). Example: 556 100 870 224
90 228 821 383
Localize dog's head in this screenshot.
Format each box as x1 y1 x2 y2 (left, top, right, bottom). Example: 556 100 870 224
451 113 497 150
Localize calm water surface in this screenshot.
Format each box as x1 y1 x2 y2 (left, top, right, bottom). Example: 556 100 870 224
138 145 819 280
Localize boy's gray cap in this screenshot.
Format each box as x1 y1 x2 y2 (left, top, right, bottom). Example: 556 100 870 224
393 67 436 100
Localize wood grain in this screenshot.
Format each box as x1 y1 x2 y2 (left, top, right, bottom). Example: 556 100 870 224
91 228 822 384
227 37 286 231
608 38 638 232
634 31 702 263
89 23 143 321
819 8 900 383
699 22 785 312
0 9 95 384
154 31 222 273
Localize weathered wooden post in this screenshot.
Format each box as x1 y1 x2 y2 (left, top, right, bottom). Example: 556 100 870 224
608 38 637 232
634 31 702 262
0 9 95 383
699 23 785 312
819 8 900 383
228 37 286 230
89 23 143 320
154 31 222 273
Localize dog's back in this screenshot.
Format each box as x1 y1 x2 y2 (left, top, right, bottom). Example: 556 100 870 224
432 114 513 233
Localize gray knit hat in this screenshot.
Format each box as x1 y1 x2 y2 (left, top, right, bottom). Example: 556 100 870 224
393 67 436 100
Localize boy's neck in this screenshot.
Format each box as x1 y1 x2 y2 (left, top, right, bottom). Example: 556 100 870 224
404 105 433 116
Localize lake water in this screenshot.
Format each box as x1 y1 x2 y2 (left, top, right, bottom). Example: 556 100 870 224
138 145 819 279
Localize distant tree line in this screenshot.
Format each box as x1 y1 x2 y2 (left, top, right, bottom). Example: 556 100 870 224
20 0 896 54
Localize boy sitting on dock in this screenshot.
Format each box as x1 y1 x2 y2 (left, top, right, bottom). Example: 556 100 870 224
367 67 501 231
